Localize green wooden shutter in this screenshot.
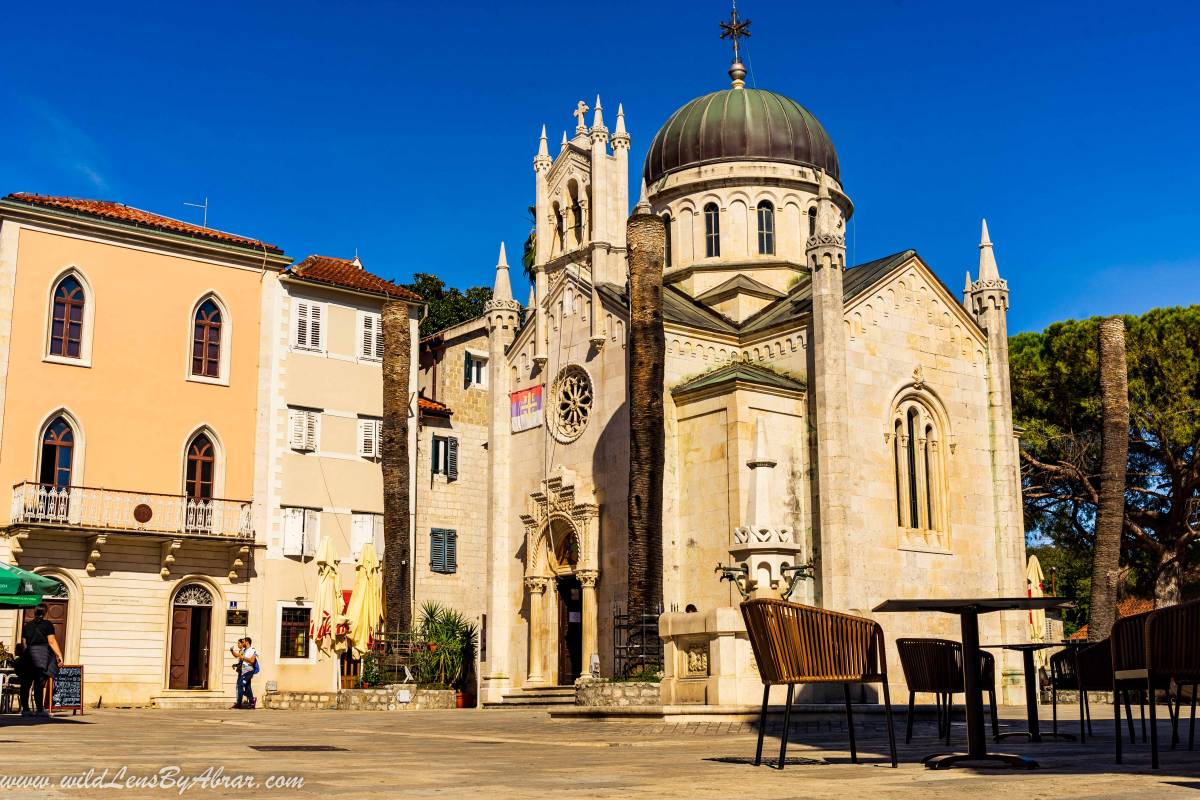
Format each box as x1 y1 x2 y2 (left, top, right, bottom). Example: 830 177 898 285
447 437 459 482
430 529 446 572
446 530 457 573
464 354 472 389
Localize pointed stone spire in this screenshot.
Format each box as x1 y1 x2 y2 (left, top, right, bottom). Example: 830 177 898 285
978 218 1000 282
634 178 651 214
964 270 972 293
615 103 627 136
745 417 778 530
592 95 604 129
527 283 536 310
537 125 549 158
492 242 513 303
560 130 568 151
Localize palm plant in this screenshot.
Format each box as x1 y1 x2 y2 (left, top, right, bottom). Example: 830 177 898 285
413 602 478 689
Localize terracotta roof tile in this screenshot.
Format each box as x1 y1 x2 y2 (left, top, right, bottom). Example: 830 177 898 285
417 396 452 417
1067 597 1155 641
288 255 421 302
4 193 282 253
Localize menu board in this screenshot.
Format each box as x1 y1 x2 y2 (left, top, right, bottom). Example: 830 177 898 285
50 665 84 714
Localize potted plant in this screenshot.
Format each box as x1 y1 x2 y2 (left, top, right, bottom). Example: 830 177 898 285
412 602 478 707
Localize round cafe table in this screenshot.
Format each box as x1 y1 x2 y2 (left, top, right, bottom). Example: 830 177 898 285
874 596 1071 770
982 642 1082 743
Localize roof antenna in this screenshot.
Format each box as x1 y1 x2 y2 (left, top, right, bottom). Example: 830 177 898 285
183 197 209 227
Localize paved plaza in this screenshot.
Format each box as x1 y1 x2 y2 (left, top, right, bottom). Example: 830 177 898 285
0 704 1197 798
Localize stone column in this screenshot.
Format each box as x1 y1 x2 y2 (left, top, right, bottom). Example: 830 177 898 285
525 577 549 685
578 569 599 675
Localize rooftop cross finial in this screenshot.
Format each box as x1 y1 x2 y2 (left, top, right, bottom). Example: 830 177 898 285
573 100 590 133
719 1 751 87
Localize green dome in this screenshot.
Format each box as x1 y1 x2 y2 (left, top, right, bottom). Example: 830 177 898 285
643 88 839 186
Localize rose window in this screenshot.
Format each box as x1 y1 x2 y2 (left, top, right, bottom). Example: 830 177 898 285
551 365 593 443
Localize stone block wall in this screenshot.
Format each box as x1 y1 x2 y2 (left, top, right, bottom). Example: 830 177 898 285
575 678 662 707
262 687 456 711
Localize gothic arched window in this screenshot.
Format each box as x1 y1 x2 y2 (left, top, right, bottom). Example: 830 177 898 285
192 299 223 378
704 203 720 258
40 417 74 488
662 212 673 267
892 399 947 538
757 201 775 255
50 276 86 358
185 433 215 500
807 207 817 239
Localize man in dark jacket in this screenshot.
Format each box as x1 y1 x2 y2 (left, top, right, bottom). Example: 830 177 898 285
21 604 64 717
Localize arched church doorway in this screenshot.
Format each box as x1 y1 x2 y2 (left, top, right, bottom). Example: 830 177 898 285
556 575 583 683
169 583 214 690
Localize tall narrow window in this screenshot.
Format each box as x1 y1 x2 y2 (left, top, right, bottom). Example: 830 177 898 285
924 424 935 530
49 276 85 358
893 420 904 527
892 398 948 544
662 213 673 267
571 201 583 246
40 417 74 488
185 433 215 500
191 300 223 378
757 201 775 255
807 207 817 239
704 203 720 258
906 409 919 527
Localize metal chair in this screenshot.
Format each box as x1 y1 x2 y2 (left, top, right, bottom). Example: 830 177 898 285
741 598 898 769
895 638 999 745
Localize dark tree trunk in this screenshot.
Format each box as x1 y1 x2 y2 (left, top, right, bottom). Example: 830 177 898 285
1088 317 1128 640
382 299 413 633
626 212 666 624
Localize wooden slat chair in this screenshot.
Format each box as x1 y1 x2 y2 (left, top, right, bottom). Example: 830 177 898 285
895 638 999 746
1115 599 1200 768
741 598 898 769
1112 608 1173 767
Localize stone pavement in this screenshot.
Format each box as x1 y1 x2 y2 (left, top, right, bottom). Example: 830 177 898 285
0 705 1197 799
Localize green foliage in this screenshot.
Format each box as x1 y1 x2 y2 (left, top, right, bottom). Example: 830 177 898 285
522 204 536 284
411 601 478 690
404 273 492 338
360 653 382 687
1012 306 1200 599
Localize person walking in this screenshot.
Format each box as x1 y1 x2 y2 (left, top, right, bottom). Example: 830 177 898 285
21 605 64 717
230 637 258 709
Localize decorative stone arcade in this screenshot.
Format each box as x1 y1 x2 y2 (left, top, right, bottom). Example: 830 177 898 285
520 467 600 686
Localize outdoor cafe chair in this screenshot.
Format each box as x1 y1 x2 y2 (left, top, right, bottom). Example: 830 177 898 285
895 638 999 746
741 598 898 769
1057 638 1143 744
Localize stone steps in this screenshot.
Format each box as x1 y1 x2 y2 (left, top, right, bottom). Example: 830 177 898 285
483 686 576 709
151 695 238 710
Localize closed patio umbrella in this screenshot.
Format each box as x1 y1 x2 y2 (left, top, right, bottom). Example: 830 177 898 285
308 538 341 657
1026 555 1048 667
341 543 383 659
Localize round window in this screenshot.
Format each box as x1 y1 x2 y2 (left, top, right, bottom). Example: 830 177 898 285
550 365 594 443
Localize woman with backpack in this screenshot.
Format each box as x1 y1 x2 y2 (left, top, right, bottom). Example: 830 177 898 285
230 637 259 709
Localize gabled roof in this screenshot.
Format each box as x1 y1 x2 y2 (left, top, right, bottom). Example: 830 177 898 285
3 192 282 253
740 250 916 334
287 255 421 302
673 360 806 398
694 274 785 304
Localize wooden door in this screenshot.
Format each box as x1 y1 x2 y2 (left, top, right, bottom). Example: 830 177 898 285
190 607 210 690
557 576 583 685
22 598 68 654
168 607 192 690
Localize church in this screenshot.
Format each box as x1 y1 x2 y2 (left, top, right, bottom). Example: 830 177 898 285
414 25 1028 705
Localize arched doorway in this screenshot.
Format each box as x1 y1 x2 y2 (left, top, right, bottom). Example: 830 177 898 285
169 584 214 690
548 519 583 683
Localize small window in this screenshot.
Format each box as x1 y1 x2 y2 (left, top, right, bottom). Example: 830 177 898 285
704 203 721 258
293 301 326 352
464 353 487 389
351 513 384 559
288 408 320 452
49 276 85 359
185 433 215 500
359 312 383 360
807 207 817 239
191 299 223 378
358 418 382 459
431 435 459 481
662 213 672 267
430 528 458 574
757 201 775 255
282 507 319 557
279 606 311 659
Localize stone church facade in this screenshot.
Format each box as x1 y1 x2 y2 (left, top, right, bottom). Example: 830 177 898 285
419 61 1027 703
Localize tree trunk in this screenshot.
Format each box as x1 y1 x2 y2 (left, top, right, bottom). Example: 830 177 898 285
1155 549 1183 607
626 212 666 625
382 299 413 633
1088 317 1128 641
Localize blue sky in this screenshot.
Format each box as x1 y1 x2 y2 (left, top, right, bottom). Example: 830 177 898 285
2 0 1197 333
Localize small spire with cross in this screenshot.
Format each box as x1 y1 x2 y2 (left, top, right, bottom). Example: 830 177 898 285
573 100 590 134
719 1 752 88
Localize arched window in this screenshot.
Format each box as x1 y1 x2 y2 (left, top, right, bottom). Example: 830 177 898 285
757 201 775 255
40 417 74 488
892 399 947 538
191 299 223 378
807 207 817 239
185 433 215 500
662 213 672 266
49 276 85 358
704 203 720 258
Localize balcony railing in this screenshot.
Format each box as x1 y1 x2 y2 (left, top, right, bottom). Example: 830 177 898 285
10 482 253 540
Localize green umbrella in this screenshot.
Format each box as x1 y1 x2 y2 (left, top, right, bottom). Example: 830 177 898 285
0 563 60 604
